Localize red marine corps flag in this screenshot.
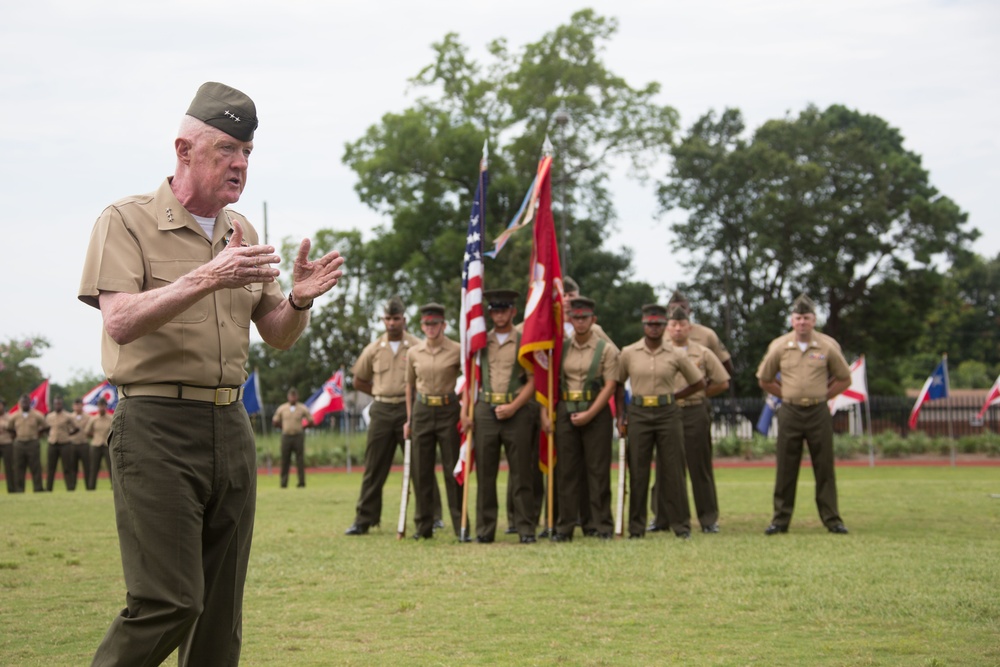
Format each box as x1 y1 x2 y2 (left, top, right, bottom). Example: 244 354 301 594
517 153 562 474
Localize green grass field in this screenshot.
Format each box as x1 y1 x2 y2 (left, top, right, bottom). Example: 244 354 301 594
1 465 998 666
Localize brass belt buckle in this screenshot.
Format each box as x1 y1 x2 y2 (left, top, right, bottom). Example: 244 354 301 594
642 396 658 407
215 387 234 405
427 396 443 407
567 391 584 401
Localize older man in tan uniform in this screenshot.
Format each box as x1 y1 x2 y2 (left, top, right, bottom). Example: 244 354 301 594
405 303 465 540
757 294 852 535
616 304 705 539
78 81 344 666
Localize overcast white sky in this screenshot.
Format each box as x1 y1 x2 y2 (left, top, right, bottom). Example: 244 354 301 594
2 0 998 386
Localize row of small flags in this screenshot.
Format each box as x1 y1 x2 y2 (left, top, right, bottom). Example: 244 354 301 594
757 355 1000 435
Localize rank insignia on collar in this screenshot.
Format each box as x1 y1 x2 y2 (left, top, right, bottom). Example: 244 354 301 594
223 230 250 248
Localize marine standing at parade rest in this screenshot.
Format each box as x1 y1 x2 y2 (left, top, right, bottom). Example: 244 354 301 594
543 296 620 541
45 397 78 492
345 296 422 535
756 294 852 535
0 400 15 493
69 398 92 491
79 81 345 665
272 388 312 488
616 304 705 539
9 394 48 493
467 289 536 544
405 303 466 540
85 398 113 490
665 305 730 533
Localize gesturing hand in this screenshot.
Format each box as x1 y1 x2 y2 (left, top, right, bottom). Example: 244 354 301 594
207 221 280 289
290 237 346 302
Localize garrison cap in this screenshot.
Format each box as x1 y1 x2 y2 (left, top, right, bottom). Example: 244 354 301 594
483 289 519 309
642 303 669 323
562 276 580 295
186 82 258 142
567 296 596 317
419 303 446 323
666 304 689 321
790 293 816 315
384 296 405 316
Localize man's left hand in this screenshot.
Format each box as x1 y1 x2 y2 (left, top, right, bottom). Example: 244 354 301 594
290 239 346 305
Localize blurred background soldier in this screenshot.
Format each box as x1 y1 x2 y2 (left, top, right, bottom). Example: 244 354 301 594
0 400 15 493
272 388 311 488
68 398 92 492
85 398 113 490
668 290 735 377
10 393 48 492
45 397 78 491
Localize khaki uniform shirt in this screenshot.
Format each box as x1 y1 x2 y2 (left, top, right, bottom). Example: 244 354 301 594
562 332 619 393
69 412 91 445
45 410 77 444
617 339 703 396
482 330 530 394
86 412 114 446
756 331 851 401
352 332 420 400
689 322 731 365
273 403 309 434
672 341 730 404
406 337 462 396
78 178 285 387
0 414 12 445
11 409 47 441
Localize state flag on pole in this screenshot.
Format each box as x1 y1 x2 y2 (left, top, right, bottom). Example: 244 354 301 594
756 393 781 435
455 142 489 485
829 356 868 414
977 375 1000 419
305 369 345 425
8 380 50 415
517 154 562 473
908 358 949 429
241 371 263 415
81 380 119 415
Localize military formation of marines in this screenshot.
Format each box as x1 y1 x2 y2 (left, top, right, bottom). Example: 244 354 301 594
339 287 851 542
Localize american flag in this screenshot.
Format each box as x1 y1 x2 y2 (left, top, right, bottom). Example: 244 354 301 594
455 142 489 485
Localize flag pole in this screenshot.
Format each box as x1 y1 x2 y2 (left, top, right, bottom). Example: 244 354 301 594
943 353 955 467
546 349 555 535
861 356 875 467
460 352 478 543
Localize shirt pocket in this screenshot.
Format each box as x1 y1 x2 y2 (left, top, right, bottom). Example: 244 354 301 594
149 260 210 324
231 283 262 329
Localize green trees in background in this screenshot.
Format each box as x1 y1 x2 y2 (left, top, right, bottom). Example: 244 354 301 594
659 105 981 392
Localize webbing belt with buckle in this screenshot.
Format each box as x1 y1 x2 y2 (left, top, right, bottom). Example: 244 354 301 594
483 392 514 405
562 390 594 402
788 397 825 407
417 393 454 407
120 383 244 406
631 394 674 407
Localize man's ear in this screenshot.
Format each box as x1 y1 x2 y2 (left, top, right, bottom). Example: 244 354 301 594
175 137 192 164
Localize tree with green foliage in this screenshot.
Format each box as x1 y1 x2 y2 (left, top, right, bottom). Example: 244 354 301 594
341 9 671 345
0 335 49 405
659 105 977 393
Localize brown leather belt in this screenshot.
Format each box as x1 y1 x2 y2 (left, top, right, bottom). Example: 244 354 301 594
120 383 244 406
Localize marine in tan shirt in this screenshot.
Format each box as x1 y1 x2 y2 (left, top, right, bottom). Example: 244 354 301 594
668 290 734 375
45 398 79 491
405 303 465 539
272 388 312 488
10 394 48 493
84 399 114 490
756 294 852 536
616 304 705 538
0 400 16 493
345 296 423 536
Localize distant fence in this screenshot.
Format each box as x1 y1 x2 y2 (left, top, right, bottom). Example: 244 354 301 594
248 397 1000 440
710 395 999 440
